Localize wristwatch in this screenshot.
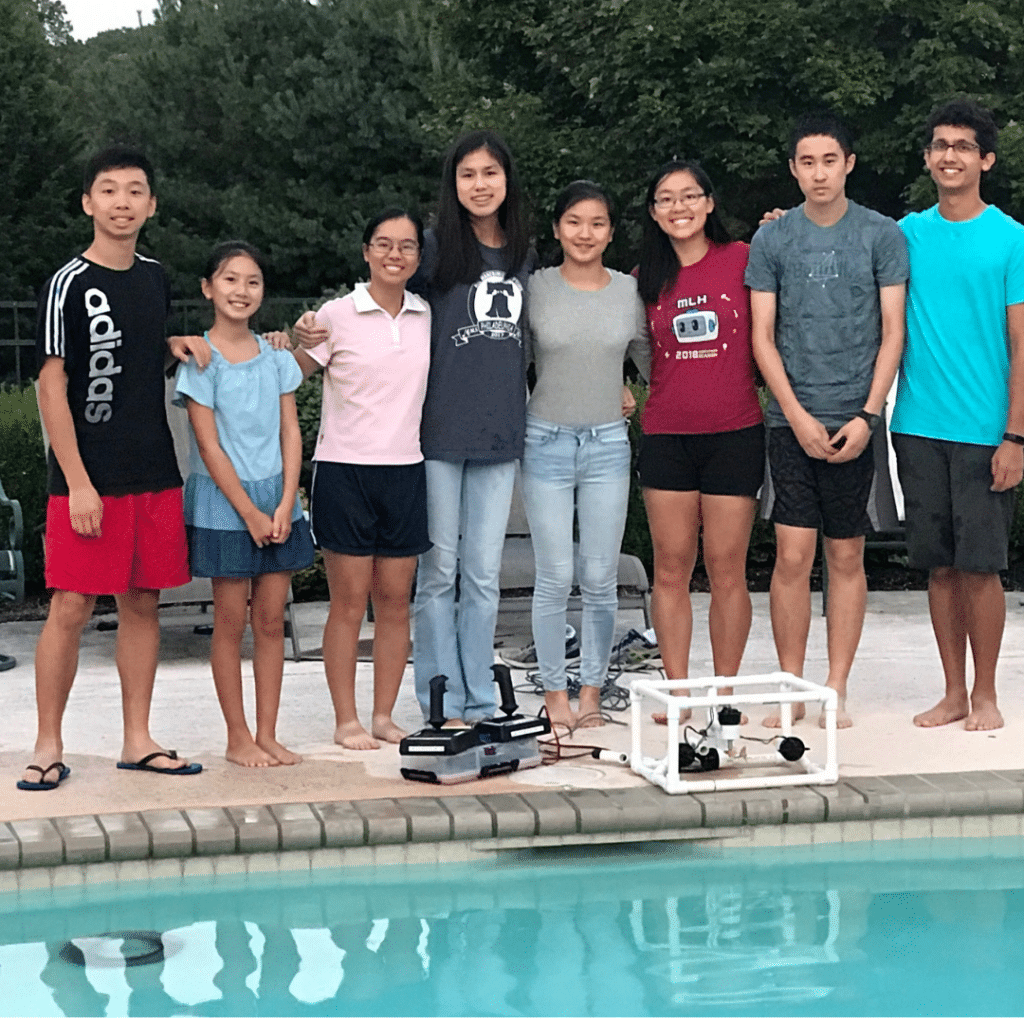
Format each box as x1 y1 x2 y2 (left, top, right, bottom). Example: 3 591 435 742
856 409 882 430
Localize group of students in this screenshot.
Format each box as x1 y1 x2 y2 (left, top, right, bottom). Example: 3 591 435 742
18 96 1024 791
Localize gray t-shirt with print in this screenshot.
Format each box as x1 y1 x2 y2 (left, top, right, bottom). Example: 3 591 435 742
744 200 909 429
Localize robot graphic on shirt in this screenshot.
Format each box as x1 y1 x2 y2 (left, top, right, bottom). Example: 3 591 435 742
671 293 720 361
454 270 525 346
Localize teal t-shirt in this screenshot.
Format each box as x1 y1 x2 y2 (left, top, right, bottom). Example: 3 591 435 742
892 204 1024 445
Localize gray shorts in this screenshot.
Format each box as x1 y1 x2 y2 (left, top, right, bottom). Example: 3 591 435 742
892 433 1017 573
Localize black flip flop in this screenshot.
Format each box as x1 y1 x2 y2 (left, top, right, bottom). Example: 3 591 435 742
116 750 202 775
17 762 71 791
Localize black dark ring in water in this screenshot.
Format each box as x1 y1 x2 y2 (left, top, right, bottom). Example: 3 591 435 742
58 930 165 967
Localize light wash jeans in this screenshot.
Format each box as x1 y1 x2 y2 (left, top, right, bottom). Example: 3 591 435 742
413 459 516 721
520 415 631 692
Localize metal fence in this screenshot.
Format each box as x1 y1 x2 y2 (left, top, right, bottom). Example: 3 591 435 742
0 297 319 386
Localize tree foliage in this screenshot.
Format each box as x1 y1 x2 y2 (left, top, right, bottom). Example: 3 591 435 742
64 0 452 295
4 0 1024 296
433 0 1024 262
0 0 82 297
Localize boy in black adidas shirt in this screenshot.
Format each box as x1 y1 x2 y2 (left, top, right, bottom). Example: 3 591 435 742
21 145 206 791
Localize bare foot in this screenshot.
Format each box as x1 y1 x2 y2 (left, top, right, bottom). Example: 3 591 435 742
544 691 577 730
372 716 408 744
576 686 603 728
652 687 691 725
913 696 969 728
335 721 380 750
820 697 852 729
762 702 805 729
965 699 1003 731
444 718 467 729
256 736 302 765
652 707 693 725
22 744 64 786
227 738 281 768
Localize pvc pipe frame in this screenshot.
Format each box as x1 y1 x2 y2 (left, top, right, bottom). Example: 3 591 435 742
629 671 839 795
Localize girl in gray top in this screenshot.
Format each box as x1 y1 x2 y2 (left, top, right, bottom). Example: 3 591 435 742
520 181 650 729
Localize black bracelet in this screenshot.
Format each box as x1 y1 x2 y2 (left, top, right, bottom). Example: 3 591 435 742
1003 432 1024 445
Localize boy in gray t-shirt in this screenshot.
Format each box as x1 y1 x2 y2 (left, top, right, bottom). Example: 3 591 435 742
746 112 909 730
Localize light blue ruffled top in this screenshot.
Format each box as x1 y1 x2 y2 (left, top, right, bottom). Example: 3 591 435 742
174 335 304 531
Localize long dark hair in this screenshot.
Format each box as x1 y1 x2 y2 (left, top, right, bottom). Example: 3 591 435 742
637 160 731 306
432 129 530 293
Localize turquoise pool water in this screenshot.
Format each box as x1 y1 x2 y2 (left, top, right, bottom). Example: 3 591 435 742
1 836 1023 1016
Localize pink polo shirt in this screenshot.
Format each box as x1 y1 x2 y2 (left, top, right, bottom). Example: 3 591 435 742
306 283 431 465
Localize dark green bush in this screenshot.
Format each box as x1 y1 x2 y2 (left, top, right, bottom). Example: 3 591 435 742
0 383 47 594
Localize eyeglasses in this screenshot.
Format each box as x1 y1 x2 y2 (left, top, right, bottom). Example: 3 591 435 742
368 238 420 256
925 139 982 155
652 192 707 210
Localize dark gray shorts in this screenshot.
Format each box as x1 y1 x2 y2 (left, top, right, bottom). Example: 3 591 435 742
767 426 874 539
892 433 1016 573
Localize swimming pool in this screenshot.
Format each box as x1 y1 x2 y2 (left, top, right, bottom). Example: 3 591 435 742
1 836 1023 1016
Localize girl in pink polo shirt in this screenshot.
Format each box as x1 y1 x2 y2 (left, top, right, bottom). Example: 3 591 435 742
293 209 431 750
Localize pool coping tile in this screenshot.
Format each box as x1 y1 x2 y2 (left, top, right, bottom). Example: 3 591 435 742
437 796 494 840
52 815 107 863
269 803 324 849
311 801 365 846
354 798 410 845
0 823 20 870
842 776 906 818
563 789 622 833
4 768 1024 874
138 809 194 859
10 817 64 868
224 805 280 854
96 812 151 861
516 791 577 836
477 793 536 839
399 797 453 843
183 807 237 856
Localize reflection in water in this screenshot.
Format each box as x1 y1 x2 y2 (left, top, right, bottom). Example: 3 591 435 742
0 840 1022 1016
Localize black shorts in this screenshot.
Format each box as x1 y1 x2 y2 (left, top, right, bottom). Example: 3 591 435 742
893 433 1016 573
310 461 431 558
637 424 765 497
768 426 873 539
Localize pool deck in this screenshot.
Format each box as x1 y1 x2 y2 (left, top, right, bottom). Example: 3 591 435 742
2 591 1024 880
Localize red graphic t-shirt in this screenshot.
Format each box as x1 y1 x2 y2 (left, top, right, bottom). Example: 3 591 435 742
641 241 763 435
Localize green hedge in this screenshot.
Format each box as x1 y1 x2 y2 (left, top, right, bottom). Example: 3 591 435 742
7 374 1024 601
0 384 47 594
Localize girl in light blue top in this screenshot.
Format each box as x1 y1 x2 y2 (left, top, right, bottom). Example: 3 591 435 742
521 181 649 729
175 241 314 768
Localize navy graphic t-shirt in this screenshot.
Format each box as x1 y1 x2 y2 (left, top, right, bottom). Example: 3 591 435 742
412 230 535 463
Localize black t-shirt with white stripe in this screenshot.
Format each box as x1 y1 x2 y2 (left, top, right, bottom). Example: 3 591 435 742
35 254 181 496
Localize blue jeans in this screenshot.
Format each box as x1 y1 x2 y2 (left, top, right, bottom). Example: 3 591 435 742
520 416 631 691
413 459 516 720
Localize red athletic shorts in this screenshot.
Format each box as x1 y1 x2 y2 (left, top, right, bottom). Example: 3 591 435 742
45 488 191 594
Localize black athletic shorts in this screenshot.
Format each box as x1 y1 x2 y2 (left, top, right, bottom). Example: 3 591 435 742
637 424 765 497
767 426 873 538
893 433 1016 573
310 461 431 558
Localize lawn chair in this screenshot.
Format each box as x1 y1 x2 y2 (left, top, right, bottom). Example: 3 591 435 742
0 473 25 605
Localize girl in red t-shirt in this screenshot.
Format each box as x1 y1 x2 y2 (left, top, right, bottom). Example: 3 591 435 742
636 160 764 721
